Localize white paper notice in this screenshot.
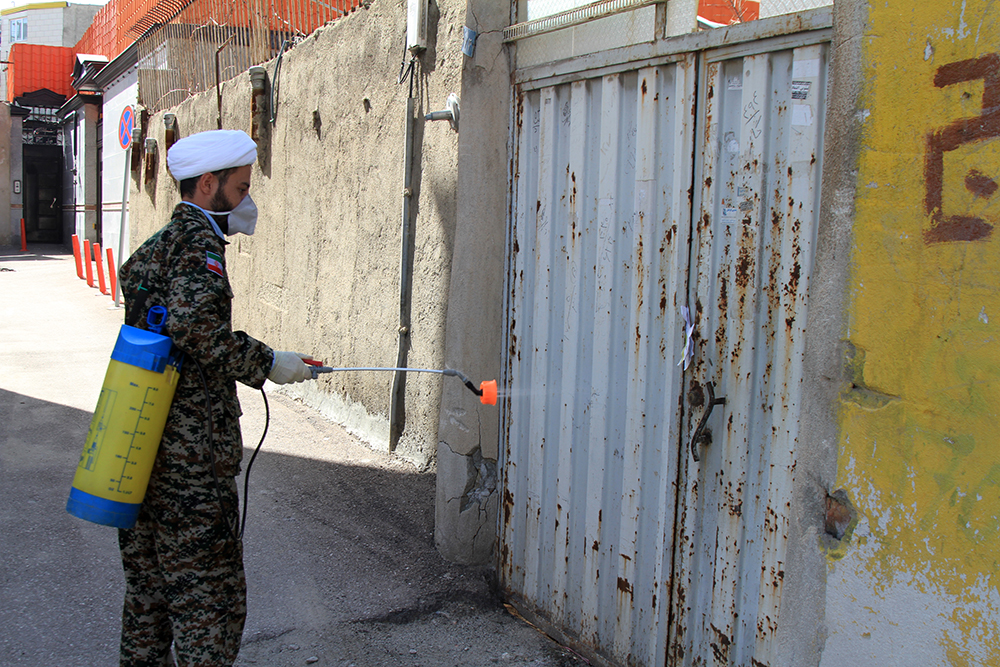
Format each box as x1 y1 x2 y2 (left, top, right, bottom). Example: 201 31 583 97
792 104 813 127
677 305 694 370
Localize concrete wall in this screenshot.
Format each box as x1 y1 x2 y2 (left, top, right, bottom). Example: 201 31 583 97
9 113 22 243
75 103 99 243
62 3 100 47
434 0 511 564
772 1 864 664
818 1 1000 664
0 104 10 246
129 0 465 470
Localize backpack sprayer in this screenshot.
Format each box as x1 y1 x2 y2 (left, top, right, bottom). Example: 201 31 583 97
67 306 181 529
67 309 497 531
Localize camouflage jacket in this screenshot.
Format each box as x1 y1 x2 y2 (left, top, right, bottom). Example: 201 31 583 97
120 202 273 477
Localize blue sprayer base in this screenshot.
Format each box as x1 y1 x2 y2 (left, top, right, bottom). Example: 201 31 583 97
66 487 140 529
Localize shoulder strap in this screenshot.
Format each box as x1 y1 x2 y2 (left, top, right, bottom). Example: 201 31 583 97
125 283 151 328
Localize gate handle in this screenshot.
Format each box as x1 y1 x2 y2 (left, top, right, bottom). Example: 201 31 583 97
690 381 726 462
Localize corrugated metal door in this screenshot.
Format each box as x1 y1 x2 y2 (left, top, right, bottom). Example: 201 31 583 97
503 54 697 667
501 30 829 667
670 41 828 666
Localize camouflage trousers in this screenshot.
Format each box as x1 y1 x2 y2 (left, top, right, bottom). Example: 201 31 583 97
118 462 245 667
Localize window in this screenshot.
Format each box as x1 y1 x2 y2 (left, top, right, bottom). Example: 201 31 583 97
10 18 27 43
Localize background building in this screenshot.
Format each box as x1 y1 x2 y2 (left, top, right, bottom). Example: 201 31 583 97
0 2 99 247
1 2 100 101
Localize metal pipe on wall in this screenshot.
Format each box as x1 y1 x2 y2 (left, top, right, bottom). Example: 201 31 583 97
389 93 416 452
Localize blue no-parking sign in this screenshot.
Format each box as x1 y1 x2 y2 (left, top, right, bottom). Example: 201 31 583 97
119 106 134 150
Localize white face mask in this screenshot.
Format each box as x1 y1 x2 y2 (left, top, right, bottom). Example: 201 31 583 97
204 194 258 236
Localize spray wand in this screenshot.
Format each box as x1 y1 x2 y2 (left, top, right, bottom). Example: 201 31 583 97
302 361 497 405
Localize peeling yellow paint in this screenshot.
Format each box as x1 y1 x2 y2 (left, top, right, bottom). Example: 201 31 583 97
842 1 1000 661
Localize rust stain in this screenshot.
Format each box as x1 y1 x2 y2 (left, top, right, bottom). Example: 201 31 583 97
641 78 648 97
716 278 728 345
617 577 634 596
636 236 645 345
735 238 753 292
710 625 732 663
786 260 801 297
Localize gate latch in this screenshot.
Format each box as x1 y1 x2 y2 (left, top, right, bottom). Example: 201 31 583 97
690 381 725 462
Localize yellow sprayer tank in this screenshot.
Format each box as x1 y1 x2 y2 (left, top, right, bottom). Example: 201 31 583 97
67 322 181 528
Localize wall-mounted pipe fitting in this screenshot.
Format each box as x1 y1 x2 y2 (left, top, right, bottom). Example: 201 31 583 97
163 113 177 152
143 137 158 184
249 66 268 145
131 108 148 173
425 93 460 132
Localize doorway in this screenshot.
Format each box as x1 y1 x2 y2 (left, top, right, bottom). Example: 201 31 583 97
23 145 63 244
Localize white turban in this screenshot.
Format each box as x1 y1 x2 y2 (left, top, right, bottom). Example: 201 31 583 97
166 129 257 180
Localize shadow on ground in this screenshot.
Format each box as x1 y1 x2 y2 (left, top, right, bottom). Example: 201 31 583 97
0 387 583 667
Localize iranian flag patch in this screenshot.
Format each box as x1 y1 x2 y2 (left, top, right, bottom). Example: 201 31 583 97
206 251 224 277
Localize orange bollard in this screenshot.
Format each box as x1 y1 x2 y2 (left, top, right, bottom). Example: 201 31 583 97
106 247 117 299
20 219 26 252
83 240 94 287
71 235 84 279
94 242 108 295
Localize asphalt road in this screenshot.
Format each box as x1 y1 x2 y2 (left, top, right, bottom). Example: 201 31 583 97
0 245 583 667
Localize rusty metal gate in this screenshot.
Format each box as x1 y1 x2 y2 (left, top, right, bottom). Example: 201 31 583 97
501 11 831 667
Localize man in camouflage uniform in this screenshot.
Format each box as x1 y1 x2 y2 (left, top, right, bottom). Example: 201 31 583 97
118 129 314 667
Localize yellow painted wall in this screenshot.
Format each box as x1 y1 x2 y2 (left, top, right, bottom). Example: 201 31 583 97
839 1 1000 662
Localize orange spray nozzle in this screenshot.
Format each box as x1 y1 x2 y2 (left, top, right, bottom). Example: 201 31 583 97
444 369 497 407
479 380 497 406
